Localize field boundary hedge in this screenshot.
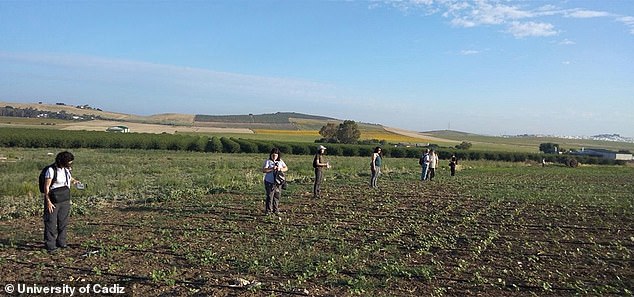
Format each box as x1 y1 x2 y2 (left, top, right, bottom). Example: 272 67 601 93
0 127 621 165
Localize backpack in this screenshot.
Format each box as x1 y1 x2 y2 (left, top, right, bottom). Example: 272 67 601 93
38 164 57 193
274 170 287 190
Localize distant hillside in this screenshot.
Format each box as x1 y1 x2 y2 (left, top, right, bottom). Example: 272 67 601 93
425 130 634 153
15 101 633 152
193 112 342 130
195 112 336 124
424 130 481 139
0 101 195 125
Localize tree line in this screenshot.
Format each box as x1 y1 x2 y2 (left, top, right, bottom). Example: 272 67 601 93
0 106 99 121
1 127 623 165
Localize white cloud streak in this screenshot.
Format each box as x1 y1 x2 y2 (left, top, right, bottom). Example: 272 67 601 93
0 51 404 122
507 21 558 38
378 0 632 38
618 16 634 34
460 49 480 55
0 51 333 99
565 9 611 18
558 39 575 45
0 51 346 115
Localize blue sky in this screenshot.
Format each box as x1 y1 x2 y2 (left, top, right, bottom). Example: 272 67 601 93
1 0 633 136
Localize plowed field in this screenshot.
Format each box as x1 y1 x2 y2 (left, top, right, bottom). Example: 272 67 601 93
1 176 631 296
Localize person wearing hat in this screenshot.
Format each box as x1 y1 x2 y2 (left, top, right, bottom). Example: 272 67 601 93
312 145 330 199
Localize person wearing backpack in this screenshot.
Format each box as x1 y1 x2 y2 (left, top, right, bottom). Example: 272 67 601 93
262 148 288 216
419 149 430 181
312 145 330 199
41 151 81 253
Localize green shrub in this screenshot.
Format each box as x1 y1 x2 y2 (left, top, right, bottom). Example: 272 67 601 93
328 145 343 156
234 138 258 153
358 146 374 157
276 143 292 154
342 146 359 157
388 147 406 158
291 143 311 155
220 137 240 153
206 137 223 153
255 141 275 154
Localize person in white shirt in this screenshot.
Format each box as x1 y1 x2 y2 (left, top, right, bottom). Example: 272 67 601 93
43 151 81 253
428 149 439 181
262 148 288 216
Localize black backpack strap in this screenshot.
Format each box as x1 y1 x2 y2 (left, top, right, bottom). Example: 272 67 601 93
51 164 58 184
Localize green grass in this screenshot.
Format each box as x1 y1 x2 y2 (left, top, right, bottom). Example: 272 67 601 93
427 130 634 153
1 148 632 220
1 148 632 295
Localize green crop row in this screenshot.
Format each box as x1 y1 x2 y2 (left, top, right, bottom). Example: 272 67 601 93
0 127 621 165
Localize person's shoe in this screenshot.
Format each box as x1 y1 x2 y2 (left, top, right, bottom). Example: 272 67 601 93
57 244 68 249
47 248 58 254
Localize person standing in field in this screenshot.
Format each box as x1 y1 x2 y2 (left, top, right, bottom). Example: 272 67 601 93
427 149 439 181
419 149 430 181
370 146 382 188
42 151 81 254
449 154 458 176
262 148 288 216
312 145 330 199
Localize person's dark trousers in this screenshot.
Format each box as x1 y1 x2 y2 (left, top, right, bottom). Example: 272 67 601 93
428 168 436 180
264 181 280 214
43 199 71 251
450 166 456 176
370 167 380 188
313 168 323 198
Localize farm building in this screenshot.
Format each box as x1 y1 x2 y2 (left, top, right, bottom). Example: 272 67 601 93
106 125 130 133
572 148 633 161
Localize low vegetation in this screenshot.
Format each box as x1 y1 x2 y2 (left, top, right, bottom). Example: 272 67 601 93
0 148 632 296
0 128 623 166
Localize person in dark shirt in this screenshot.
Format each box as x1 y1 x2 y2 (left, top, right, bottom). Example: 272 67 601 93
312 145 330 199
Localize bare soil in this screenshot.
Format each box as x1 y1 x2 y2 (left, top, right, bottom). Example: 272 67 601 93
0 179 631 296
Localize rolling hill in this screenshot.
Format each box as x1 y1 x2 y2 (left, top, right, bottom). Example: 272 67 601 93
2 101 633 153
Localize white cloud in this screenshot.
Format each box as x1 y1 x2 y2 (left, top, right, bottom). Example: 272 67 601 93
0 51 342 114
558 39 575 45
445 1 533 27
562 61 571 65
618 16 634 34
379 0 633 38
507 21 558 38
460 49 480 55
565 9 611 18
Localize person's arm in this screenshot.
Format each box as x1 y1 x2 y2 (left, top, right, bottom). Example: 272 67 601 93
371 154 377 170
279 161 288 172
44 178 55 213
70 174 80 185
262 160 273 173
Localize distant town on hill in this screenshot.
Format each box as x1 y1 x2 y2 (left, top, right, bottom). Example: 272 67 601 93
503 133 634 144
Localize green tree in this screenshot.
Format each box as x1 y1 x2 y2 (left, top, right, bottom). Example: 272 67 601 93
319 123 338 139
539 143 559 154
336 120 361 144
455 141 472 150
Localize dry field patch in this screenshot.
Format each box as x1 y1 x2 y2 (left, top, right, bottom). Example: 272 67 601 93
59 120 253 134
